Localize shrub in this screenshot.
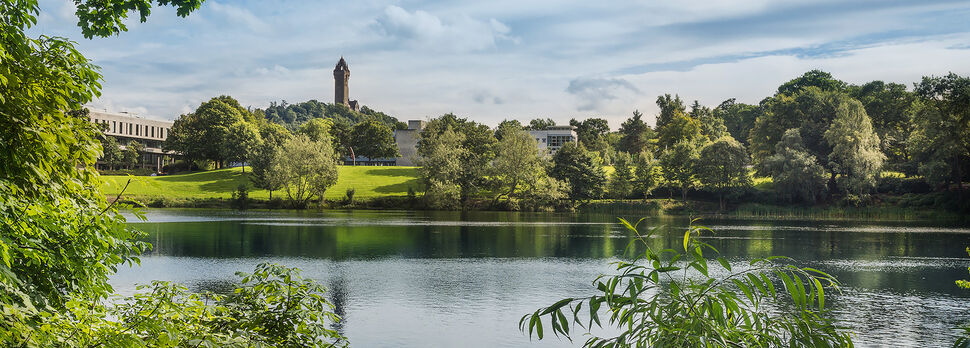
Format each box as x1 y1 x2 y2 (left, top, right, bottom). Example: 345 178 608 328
231 184 250 210
521 218 853 347
344 188 356 205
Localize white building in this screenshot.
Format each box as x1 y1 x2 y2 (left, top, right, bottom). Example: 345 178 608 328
393 120 426 166
528 125 577 154
87 109 175 171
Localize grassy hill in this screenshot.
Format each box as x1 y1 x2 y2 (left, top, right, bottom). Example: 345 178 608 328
100 166 421 201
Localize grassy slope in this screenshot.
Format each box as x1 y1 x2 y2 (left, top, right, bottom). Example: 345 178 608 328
101 166 422 200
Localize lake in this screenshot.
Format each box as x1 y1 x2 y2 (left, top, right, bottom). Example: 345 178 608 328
111 209 970 347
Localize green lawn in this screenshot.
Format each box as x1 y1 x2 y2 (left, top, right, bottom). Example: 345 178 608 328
100 166 422 200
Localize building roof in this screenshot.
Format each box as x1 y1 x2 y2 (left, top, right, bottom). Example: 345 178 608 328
335 57 349 71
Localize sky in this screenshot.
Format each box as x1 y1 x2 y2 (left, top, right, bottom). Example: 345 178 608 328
32 0 970 128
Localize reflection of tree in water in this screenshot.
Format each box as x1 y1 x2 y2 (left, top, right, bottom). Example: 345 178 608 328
327 264 349 336
191 278 237 294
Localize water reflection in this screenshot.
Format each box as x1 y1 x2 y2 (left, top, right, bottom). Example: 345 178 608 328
114 209 970 347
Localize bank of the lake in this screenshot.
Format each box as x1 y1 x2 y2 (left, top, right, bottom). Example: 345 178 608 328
101 167 967 222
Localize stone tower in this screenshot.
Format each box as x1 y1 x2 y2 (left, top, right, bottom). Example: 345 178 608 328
333 57 350 106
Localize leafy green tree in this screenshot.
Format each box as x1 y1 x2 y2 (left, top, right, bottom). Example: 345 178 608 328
491 128 547 206
714 98 761 146
99 136 124 170
609 152 634 198
260 99 402 130
660 140 700 200
268 134 339 204
250 121 292 198
909 73 970 190
418 114 496 206
495 119 524 141
776 69 847 96
123 140 144 169
690 100 728 140
765 129 829 204
697 136 751 210
0 1 199 345
329 118 354 157
418 126 465 209
655 93 686 129
633 151 661 198
657 113 703 151
823 100 885 196
298 118 333 143
350 120 399 160
526 118 556 130
521 219 852 347
847 81 915 172
165 96 249 167
618 110 654 154
224 121 262 173
573 118 610 144
551 143 608 201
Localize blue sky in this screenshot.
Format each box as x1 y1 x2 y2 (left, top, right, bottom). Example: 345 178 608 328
32 0 970 127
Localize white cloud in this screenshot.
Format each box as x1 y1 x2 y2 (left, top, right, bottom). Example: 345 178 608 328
207 2 269 32
374 5 514 52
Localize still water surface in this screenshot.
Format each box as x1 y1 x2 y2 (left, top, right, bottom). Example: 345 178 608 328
111 209 970 347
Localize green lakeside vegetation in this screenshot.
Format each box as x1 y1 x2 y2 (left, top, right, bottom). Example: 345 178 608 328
3 1 970 347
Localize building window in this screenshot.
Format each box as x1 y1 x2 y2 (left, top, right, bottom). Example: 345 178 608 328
112 121 116 133
129 124 132 135
547 135 573 148
151 126 155 138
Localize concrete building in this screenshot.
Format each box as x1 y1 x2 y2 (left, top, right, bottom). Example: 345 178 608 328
333 57 359 111
529 125 578 154
393 120 426 166
87 109 175 171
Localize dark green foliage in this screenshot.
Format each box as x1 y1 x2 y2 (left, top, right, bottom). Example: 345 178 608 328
633 151 660 198
660 140 700 200
495 119 524 140
698 136 752 210
690 100 728 140
551 143 607 201
260 99 403 130
231 184 250 210
350 120 399 159
608 152 634 198
418 114 496 205
909 73 970 189
714 98 761 146
776 69 847 96
765 130 829 204
344 188 356 205
521 219 853 347
657 113 704 151
165 96 252 166
655 94 686 129
618 110 654 154
526 118 557 130
847 81 915 171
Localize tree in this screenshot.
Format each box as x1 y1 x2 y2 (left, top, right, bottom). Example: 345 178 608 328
165 96 249 167
99 136 124 170
764 129 829 204
268 134 339 204
660 140 700 200
713 98 761 146
349 120 399 161
847 81 915 171
608 152 634 198
224 121 262 173
690 100 727 140
776 69 847 96
656 113 703 151
491 128 548 206
697 136 751 210
0 1 200 345
574 118 610 144
521 220 853 347
633 151 661 199
298 118 333 143
250 121 292 198
909 73 970 190
418 126 465 209
618 110 654 154
124 141 144 169
418 114 496 206
495 119 524 141
655 94 686 129
526 118 556 130
550 142 608 201
823 100 885 196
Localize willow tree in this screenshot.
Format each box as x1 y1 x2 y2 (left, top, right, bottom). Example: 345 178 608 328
823 99 885 196
268 134 339 204
491 128 547 206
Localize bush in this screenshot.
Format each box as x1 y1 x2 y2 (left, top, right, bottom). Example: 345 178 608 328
231 184 250 210
161 160 199 174
344 188 356 205
876 176 931 194
521 219 852 347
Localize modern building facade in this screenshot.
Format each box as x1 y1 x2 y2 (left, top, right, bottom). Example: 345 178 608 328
393 120 426 166
87 109 175 171
333 57 359 111
529 125 578 154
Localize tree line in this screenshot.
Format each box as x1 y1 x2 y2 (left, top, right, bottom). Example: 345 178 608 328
416 70 969 211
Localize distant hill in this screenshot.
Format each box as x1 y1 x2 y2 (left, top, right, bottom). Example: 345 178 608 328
258 99 406 129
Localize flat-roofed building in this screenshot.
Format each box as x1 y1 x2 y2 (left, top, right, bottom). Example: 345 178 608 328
87 109 175 171
529 125 577 154
393 120 426 166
